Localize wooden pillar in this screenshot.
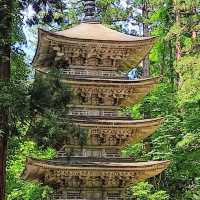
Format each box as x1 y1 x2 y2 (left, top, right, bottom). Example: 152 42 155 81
0 1 12 199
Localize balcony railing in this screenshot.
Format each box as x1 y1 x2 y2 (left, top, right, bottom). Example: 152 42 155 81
62 69 126 79
65 109 130 119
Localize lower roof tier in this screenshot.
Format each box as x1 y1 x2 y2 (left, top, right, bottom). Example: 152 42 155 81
22 158 170 188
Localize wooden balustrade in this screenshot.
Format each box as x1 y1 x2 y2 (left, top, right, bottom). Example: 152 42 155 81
62 68 126 79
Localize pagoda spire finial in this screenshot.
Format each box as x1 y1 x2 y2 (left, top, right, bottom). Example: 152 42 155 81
83 0 97 22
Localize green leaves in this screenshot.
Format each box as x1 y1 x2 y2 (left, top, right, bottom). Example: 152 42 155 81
122 143 144 159
175 54 200 105
131 182 169 200
7 139 54 200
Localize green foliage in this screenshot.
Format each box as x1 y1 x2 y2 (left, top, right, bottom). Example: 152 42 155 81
28 69 87 148
131 182 169 200
131 104 142 119
7 138 55 200
140 83 177 118
175 54 200 106
122 143 144 159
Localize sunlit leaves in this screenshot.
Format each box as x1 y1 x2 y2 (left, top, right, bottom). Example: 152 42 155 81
131 182 169 200
175 54 200 106
7 139 54 200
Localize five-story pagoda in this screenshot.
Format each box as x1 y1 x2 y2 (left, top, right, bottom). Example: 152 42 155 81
22 1 170 199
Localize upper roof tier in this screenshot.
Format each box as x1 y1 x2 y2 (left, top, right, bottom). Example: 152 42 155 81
32 22 156 68
54 22 154 42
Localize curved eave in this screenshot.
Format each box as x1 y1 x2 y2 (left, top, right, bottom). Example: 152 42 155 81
32 29 45 67
62 76 161 86
40 28 157 45
35 68 162 86
32 28 157 67
36 68 162 88
75 117 163 145
54 22 156 43
75 117 164 128
36 68 161 86
22 158 170 183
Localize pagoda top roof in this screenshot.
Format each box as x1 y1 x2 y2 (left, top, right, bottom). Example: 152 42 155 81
33 24 156 68
53 22 155 43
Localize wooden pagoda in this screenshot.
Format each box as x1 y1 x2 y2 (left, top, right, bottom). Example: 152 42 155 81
22 1 170 199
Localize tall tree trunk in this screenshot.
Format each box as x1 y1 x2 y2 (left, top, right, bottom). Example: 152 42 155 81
175 8 181 61
174 1 181 86
0 1 12 199
142 0 150 77
169 40 175 86
0 115 8 200
192 7 197 40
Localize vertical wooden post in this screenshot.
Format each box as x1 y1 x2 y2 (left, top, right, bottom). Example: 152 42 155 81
0 0 12 199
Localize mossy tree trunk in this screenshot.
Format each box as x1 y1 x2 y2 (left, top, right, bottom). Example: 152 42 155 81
0 0 12 199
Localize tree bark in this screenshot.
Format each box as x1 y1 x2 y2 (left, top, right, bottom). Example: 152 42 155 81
175 8 181 61
0 1 12 199
142 0 150 77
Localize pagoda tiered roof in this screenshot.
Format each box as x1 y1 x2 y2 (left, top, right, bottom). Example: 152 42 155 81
33 23 156 68
62 76 160 105
72 117 163 146
23 2 170 197
54 23 154 42
37 68 160 106
22 158 170 187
